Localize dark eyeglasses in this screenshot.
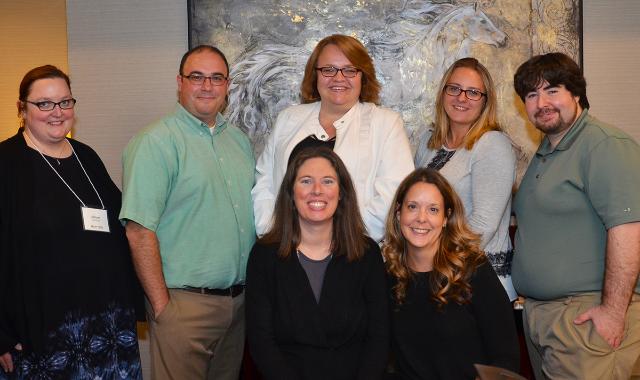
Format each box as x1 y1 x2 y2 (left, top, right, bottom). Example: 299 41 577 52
181 73 228 86
316 66 361 78
444 85 486 101
25 98 77 111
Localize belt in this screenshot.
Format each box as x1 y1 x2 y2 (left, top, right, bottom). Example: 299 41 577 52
181 284 244 297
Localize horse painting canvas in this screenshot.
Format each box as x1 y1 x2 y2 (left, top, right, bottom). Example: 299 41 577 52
188 0 582 178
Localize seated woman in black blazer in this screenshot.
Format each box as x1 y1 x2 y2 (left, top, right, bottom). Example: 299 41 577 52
383 168 519 380
246 146 389 380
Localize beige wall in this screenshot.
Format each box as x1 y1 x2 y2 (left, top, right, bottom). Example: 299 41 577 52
0 0 68 141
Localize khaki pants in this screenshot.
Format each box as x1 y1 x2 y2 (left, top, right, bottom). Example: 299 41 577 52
146 289 245 380
523 292 640 380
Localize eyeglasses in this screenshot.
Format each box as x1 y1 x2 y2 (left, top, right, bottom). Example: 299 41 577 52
316 66 361 78
25 98 77 111
181 73 228 86
444 85 486 101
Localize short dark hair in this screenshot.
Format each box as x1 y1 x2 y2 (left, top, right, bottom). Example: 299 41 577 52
179 45 229 76
259 146 368 262
18 65 71 116
514 52 589 109
300 34 380 105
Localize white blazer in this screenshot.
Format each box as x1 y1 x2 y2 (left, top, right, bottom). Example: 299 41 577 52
252 102 414 241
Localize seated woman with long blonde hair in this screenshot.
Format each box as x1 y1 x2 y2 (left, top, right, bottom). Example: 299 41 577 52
383 168 519 380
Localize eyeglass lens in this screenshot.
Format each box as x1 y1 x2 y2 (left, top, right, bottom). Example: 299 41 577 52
445 85 484 100
317 67 359 78
27 99 77 111
184 74 227 86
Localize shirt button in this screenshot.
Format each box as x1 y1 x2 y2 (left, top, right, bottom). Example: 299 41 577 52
240 228 245 233
541 158 547 163
535 174 540 179
321 134 326 139
234 204 239 208
219 157 224 162
227 180 232 185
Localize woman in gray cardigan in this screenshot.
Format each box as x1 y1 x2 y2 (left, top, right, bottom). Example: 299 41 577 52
415 57 517 300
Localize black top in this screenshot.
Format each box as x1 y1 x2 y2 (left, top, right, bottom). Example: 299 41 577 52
287 134 336 166
427 147 456 170
246 238 389 380
0 130 143 377
389 263 519 380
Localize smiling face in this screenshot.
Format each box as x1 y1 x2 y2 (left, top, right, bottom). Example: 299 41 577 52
177 50 229 126
316 44 362 113
524 81 582 143
293 157 340 229
21 77 74 146
398 182 447 263
443 67 486 131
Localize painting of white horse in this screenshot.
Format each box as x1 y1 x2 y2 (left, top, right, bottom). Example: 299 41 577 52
189 0 581 166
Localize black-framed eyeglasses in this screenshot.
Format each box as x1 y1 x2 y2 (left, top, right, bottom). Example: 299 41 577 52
181 73 228 86
24 98 77 111
444 85 486 101
316 66 361 78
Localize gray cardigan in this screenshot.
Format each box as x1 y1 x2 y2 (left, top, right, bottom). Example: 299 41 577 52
416 129 517 300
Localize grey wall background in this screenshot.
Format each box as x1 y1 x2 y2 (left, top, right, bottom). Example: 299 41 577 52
583 1 640 143
67 0 188 188
65 1 640 378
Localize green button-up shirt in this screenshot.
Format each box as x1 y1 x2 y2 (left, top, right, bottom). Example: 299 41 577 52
120 104 255 288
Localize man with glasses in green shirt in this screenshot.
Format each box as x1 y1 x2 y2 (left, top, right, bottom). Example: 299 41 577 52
120 45 255 380
512 52 640 380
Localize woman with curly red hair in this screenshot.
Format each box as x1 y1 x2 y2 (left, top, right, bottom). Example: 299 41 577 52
383 168 519 379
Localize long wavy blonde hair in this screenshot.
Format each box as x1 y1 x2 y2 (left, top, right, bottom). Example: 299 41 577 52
383 168 486 307
428 57 501 151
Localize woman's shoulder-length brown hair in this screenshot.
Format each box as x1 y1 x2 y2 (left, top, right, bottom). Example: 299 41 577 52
382 167 487 306
259 146 368 262
300 34 381 105
428 57 501 151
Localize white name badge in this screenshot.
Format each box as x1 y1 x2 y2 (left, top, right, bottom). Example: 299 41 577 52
81 207 110 233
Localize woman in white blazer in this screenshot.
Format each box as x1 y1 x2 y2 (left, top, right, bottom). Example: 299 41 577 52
252 34 414 241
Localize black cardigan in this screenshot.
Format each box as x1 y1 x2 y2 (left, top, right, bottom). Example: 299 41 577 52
0 129 143 354
246 238 389 380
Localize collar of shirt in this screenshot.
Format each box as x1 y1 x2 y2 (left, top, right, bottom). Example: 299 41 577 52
536 108 589 157
174 103 228 135
307 101 361 141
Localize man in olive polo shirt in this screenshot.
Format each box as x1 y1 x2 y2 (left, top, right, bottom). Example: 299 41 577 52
120 45 255 380
512 52 640 379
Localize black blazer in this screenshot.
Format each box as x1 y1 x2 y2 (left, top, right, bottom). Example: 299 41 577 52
246 238 389 380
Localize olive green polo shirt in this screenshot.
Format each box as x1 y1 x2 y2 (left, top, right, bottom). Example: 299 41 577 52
120 104 255 289
512 110 640 300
